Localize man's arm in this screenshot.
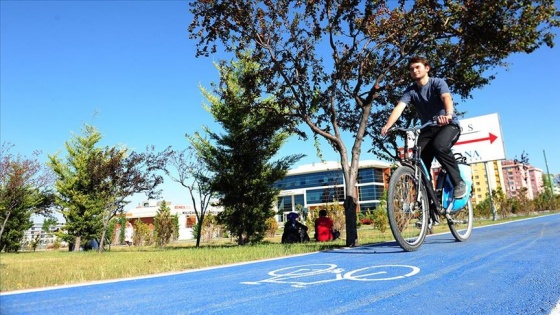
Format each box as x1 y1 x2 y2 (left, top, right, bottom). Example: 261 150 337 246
441 93 453 115
436 92 454 125
381 102 407 136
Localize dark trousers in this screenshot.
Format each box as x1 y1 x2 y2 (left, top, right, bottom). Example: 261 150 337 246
417 124 462 186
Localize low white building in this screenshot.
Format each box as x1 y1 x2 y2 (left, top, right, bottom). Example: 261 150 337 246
125 200 221 240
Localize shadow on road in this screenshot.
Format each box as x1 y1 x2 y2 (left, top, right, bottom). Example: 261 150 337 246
321 235 457 255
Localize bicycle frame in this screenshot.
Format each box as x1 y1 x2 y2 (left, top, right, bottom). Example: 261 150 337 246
398 124 444 217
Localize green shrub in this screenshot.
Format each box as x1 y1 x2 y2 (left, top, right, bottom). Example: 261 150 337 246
371 208 388 233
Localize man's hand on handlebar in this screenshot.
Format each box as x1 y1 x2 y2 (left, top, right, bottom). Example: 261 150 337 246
435 114 452 126
381 125 391 137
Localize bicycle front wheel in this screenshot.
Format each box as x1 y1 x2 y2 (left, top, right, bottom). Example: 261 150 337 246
387 166 429 252
448 198 474 241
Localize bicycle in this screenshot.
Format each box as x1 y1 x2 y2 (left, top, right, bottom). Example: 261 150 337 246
385 120 474 252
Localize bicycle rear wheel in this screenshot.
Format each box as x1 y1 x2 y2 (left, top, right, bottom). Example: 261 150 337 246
387 166 429 252
447 198 474 241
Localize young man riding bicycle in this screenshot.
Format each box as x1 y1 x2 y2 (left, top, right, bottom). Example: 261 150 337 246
381 56 467 199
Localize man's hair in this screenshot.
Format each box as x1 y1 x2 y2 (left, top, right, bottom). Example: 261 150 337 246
408 56 430 68
319 209 327 217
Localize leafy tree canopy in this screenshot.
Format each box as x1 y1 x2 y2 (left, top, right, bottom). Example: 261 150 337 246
189 0 558 159
1 142 54 252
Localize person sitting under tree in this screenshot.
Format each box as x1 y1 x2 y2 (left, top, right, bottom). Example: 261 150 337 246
314 209 335 242
281 212 310 244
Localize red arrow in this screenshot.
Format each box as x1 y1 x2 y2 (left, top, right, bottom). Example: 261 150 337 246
456 132 498 145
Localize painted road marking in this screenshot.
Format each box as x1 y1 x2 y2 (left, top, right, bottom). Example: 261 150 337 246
241 264 420 288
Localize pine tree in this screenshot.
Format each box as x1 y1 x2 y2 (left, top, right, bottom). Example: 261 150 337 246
190 52 304 244
154 200 174 247
48 125 105 251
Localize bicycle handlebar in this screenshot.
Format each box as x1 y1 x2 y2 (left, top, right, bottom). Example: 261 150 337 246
388 119 438 134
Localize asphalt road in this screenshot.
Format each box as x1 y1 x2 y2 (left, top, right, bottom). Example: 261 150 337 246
1 213 559 315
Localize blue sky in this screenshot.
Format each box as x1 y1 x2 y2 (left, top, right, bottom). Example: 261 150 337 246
2 1 559 211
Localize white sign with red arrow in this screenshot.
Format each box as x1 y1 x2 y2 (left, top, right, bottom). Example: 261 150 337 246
453 113 506 164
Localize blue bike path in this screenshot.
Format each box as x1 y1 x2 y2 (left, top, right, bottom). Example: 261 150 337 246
1 214 559 315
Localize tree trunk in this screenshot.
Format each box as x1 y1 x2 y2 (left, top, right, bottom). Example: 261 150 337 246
337 137 362 247
195 213 204 247
195 224 202 247
0 211 11 239
98 228 107 253
73 236 81 252
344 196 358 247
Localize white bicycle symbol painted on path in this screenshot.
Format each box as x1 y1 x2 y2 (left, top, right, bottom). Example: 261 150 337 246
241 264 420 288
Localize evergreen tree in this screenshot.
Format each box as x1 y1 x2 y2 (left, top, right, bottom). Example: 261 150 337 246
48 125 105 251
154 200 174 247
190 52 304 245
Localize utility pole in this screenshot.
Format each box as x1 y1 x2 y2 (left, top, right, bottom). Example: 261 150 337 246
543 150 554 198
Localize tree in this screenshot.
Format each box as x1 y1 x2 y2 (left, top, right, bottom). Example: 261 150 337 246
0 143 54 252
132 218 153 246
154 200 175 247
188 0 559 246
164 147 216 247
190 53 304 245
48 125 167 252
91 146 167 253
48 125 106 251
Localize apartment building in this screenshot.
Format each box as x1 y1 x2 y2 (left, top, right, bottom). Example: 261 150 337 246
21 222 65 250
501 160 544 199
468 160 505 204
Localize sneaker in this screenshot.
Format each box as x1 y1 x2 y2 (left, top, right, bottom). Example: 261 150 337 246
415 217 439 229
454 181 467 199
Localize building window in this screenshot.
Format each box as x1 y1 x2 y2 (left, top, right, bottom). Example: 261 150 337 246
359 202 378 212
357 168 384 184
186 215 196 228
274 170 343 190
294 194 304 210
358 185 384 201
306 187 345 204
277 196 293 213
